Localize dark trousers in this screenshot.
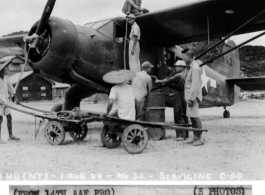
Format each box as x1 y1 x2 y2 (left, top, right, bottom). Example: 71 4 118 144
174 91 188 139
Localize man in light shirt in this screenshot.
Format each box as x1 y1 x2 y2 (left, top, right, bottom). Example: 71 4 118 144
105 70 136 121
131 61 153 120
127 14 141 72
182 48 204 146
0 66 19 144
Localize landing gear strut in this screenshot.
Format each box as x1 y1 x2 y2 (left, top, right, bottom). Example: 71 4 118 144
223 106 230 118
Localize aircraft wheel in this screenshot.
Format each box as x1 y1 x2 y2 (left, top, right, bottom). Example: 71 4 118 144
122 124 148 154
69 125 88 141
223 110 230 118
51 103 63 112
44 121 65 145
101 125 122 148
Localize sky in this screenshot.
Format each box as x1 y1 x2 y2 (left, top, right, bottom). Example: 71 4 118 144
0 0 265 46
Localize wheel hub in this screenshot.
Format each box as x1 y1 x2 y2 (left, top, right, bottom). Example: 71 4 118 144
132 136 141 144
50 131 57 137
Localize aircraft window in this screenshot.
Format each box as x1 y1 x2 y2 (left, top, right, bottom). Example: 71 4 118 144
22 86 28 91
98 21 113 39
22 93 28 98
91 20 111 30
83 23 95 28
115 24 126 44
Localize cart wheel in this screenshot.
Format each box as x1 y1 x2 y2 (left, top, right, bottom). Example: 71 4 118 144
44 121 65 145
69 125 88 141
101 125 122 148
122 124 148 154
223 110 230 118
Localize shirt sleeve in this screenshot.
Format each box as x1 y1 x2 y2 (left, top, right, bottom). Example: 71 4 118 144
167 73 181 83
133 25 140 39
109 87 116 100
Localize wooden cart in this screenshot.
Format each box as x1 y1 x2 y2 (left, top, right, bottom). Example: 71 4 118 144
4 102 207 154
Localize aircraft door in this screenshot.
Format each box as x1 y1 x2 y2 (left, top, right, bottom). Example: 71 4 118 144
164 49 176 76
114 19 130 70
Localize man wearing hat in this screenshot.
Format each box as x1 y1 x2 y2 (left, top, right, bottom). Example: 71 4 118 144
105 70 136 121
0 65 19 144
131 61 153 120
156 60 189 141
127 13 141 72
182 47 204 146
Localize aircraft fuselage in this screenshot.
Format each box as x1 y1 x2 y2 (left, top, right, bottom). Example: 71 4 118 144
27 16 240 110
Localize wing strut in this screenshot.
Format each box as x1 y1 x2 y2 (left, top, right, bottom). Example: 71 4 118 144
195 8 265 60
199 31 265 67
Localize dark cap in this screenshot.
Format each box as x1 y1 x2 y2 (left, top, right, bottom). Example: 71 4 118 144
126 14 136 19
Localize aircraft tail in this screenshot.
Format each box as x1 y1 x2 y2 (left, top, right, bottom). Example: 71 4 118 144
211 40 241 103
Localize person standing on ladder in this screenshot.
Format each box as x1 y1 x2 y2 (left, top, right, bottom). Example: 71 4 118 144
127 14 141 72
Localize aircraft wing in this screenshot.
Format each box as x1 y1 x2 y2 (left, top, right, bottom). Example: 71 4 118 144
0 34 26 58
137 0 265 46
226 77 265 90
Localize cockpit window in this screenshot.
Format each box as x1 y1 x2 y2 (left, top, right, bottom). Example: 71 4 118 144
98 21 113 39
91 20 111 30
83 20 111 30
84 18 127 41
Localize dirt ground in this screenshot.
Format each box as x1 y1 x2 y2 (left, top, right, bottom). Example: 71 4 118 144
0 100 265 181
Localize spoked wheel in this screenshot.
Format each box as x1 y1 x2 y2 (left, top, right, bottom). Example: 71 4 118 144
101 125 122 148
69 125 88 141
223 110 230 118
122 124 148 154
44 121 65 145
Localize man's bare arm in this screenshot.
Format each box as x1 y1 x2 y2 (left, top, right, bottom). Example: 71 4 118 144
106 98 114 115
156 78 169 84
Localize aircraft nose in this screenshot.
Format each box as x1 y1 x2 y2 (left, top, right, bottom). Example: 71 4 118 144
27 16 77 77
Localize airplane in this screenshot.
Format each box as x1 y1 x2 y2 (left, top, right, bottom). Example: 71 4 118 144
1 0 265 123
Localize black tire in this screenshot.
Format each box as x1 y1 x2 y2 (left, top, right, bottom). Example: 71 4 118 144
69 125 88 141
101 125 122 149
122 124 148 154
51 103 63 112
44 121 65 145
223 110 230 118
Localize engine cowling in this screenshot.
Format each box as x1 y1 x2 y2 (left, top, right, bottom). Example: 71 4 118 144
27 16 78 77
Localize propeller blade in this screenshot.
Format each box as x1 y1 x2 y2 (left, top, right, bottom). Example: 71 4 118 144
35 0 56 35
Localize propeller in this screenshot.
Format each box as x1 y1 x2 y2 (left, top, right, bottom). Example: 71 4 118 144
16 0 56 91
35 0 56 36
